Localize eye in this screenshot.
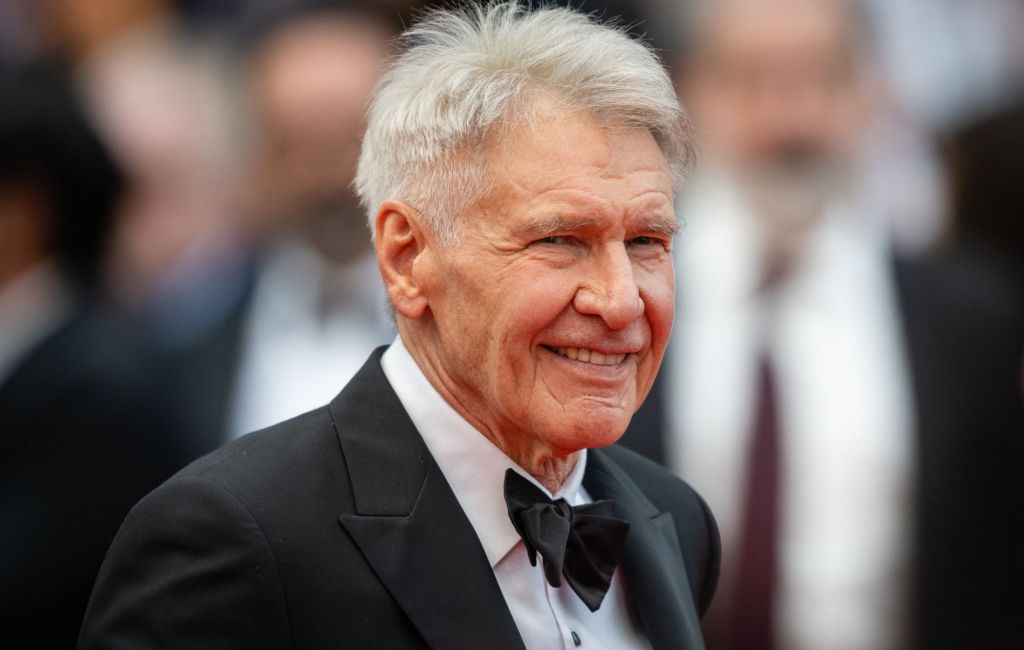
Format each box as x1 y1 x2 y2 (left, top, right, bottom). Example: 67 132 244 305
536 235 572 246
628 236 665 248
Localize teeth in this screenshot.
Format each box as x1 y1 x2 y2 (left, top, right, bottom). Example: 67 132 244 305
550 346 627 366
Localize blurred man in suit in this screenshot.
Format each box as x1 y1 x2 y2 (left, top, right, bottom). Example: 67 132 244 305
79 4 720 648
221 2 398 440
622 1 1024 648
89 3 399 449
0 65 196 648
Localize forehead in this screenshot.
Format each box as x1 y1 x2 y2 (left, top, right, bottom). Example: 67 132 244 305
476 108 674 225
703 0 853 61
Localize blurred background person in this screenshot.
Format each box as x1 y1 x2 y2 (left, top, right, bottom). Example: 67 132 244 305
69 1 398 447
0 65 197 648
79 23 263 452
944 101 1024 322
0 2 403 642
622 0 1024 648
220 1 397 440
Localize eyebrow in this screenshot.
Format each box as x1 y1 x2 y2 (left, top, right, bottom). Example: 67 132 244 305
518 215 603 238
517 214 680 238
639 217 681 237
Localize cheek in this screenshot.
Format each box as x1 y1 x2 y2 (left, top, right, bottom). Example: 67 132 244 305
636 264 675 395
431 266 496 377
502 274 578 344
520 290 569 330
471 279 558 386
492 275 578 397
639 262 676 344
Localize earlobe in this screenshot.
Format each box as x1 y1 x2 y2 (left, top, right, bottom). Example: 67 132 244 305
375 200 431 319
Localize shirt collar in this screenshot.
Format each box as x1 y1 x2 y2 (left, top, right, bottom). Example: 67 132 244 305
380 336 587 568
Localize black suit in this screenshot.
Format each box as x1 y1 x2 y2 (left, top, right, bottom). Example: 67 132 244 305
621 252 1024 649
79 348 720 649
893 253 1024 650
0 306 199 648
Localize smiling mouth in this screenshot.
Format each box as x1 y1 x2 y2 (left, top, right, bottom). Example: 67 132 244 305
542 345 628 366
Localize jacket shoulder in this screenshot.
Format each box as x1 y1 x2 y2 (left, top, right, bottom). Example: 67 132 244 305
171 406 340 496
79 467 296 648
80 406 348 649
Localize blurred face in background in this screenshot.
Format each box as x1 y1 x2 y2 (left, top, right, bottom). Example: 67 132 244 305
248 13 392 263
81 35 245 306
682 0 874 225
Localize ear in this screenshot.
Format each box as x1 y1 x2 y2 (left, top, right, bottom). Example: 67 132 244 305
375 199 432 319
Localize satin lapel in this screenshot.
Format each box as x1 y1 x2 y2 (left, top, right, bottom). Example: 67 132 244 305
331 350 525 650
584 448 705 650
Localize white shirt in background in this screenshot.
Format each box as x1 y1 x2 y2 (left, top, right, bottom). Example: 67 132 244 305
668 175 915 650
228 241 392 439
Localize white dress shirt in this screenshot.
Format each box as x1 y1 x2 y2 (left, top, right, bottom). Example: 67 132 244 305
668 174 915 649
228 241 392 439
381 338 651 650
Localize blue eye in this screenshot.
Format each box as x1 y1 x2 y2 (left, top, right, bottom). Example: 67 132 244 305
538 236 570 245
627 236 671 254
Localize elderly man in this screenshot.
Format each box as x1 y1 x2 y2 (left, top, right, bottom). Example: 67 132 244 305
78 4 719 649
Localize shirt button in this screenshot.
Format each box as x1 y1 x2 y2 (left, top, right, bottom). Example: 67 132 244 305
571 630 581 646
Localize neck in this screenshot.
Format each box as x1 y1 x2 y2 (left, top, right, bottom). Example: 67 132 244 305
511 449 579 494
398 324 579 494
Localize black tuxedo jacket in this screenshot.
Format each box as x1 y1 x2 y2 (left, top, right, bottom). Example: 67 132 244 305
79 348 720 649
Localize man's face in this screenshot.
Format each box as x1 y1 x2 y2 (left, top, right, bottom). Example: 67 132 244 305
684 0 871 217
250 15 390 261
411 109 676 460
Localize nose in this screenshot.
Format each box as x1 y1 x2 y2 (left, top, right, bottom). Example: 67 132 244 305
572 243 644 330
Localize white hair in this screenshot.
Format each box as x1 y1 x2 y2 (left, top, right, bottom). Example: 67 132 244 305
354 1 692 244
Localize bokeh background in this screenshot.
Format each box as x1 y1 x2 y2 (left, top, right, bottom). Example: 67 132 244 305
1 1 1021 648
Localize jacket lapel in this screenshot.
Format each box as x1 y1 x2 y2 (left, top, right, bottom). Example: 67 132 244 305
585 448 706 650
331 349 525 650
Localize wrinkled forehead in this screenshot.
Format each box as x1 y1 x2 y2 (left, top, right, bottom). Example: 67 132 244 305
483 96 671 179
464 109 675 235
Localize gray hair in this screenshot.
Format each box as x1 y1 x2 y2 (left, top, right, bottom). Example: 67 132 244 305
354 1 692 244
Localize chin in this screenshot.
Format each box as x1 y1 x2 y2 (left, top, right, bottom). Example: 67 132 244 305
549 408 632 452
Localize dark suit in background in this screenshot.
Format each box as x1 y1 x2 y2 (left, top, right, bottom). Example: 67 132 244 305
79 350 720 649
0 65 200 647
0 306 199 647
895 253 1024 650
622 251 1024 649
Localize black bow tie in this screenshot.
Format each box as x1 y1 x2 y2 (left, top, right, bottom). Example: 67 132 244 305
503 468 630 612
